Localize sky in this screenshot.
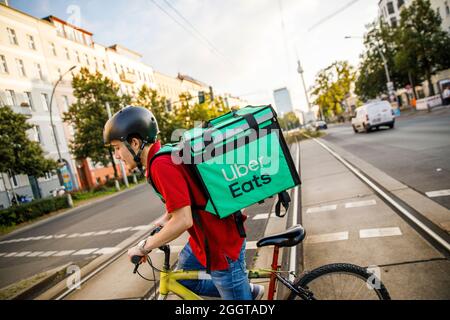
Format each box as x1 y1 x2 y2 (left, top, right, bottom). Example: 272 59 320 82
9 0 379 112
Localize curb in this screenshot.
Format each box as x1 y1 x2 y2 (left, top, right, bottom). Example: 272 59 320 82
0 183 146 241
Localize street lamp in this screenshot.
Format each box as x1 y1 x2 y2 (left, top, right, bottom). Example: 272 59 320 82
49 65 76 206
344 36 395 101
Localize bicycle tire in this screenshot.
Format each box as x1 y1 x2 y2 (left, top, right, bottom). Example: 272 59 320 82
287 263 391 300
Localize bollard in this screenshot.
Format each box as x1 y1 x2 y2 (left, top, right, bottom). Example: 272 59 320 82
67 193 74 208
133 174 138 184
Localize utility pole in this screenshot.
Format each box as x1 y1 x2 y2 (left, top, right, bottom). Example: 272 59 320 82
105 102 129 189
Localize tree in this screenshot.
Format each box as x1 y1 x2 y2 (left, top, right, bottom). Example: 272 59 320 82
355 20 413 100
0 106 57 201
136 84 177 144
63 68 131 181
278 112 300 130
396 0 450 96
311 61 356 120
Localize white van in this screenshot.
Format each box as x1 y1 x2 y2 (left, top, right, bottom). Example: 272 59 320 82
351 100 395 133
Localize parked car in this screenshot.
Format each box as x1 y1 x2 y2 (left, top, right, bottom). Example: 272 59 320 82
314 120 328 130
351 100 395 133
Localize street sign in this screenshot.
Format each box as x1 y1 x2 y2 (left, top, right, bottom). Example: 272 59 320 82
387 81 394 92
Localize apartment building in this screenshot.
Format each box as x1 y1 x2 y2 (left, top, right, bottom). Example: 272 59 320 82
0 4 156 207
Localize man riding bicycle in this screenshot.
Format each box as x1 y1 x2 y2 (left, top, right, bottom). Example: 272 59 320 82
103 106 264 300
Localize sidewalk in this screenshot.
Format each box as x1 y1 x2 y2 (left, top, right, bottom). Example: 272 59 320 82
298 138 450 299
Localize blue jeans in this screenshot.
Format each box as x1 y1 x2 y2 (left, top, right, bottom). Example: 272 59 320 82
176 240 252 300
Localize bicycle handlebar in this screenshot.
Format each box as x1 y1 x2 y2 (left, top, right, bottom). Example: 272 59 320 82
131 225 164 273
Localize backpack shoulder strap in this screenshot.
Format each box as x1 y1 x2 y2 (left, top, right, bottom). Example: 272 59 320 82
147 144 178 203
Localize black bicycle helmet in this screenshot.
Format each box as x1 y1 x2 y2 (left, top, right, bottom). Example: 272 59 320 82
103 106 159 174
103 105 159 145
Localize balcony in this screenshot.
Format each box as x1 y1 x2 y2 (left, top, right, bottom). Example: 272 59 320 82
10 104 32 116
119 71 137 84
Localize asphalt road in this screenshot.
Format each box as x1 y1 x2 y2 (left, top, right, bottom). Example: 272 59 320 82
0 163 280 291
322 108 450 210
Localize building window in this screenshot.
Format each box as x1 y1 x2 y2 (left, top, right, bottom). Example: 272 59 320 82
64 47 70 60
35 63 44 80
62 95 70 112
10 174 19 188
84 54 90 66
446 1 450 15
32 125 42 143
94 57 98 69
43 172 52 181
75 51 81 63
57 68 62 78
27 34 36 50
16 59 26 77
41 93 49 111
5 90 17 106
391 17 398 27
397 0 404 9
50 42 57 56
387 2 395 14
114 63 119 73
0 55 8 74
24 92 34 110
102 60 106 70
7 28 18 45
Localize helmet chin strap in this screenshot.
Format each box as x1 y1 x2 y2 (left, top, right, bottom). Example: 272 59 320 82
124 140 148 176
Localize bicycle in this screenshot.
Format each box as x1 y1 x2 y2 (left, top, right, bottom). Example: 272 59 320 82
131 224 391 300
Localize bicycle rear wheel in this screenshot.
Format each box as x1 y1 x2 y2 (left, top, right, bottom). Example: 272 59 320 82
287 263 391 300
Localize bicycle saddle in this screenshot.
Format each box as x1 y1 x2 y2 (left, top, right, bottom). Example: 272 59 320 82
256 224 306 248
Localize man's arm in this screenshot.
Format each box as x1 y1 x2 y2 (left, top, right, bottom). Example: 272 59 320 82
128 206 193 260
151 211 171 229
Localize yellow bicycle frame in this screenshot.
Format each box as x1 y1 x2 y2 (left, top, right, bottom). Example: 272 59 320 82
157 268 273 300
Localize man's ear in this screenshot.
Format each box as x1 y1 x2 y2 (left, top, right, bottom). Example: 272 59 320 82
131 137 141 149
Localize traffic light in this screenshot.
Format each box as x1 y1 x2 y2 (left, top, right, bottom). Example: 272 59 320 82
198 91 205 104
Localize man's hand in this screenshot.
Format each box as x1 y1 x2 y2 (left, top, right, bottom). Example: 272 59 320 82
127 246 147 264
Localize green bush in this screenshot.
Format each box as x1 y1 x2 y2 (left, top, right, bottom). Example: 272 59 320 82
0 196 69 227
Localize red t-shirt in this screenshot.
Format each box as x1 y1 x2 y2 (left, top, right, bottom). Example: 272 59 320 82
146 141 246 271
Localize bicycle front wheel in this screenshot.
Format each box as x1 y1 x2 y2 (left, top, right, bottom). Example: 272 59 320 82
287 263 391 300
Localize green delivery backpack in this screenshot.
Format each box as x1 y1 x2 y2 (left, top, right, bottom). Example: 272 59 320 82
147 105 301 220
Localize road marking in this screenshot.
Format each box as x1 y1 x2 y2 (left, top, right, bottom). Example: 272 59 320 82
0 253 6 257
311 138 450 252
360 227 402 238
72 248 99 256
252 213 277 220
14 251 32 257
425 189 450 198
79 232 95 237
27 251 44 257
111 227 132 234
5 252 19 257
53 250 76 256
39 251 58 257
306 204 337 214
246 241 258 250
345 199 377 208
93 247 121 255
0 225 149 245
93 230 112 236
131 225 150 231
305 232 349 244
